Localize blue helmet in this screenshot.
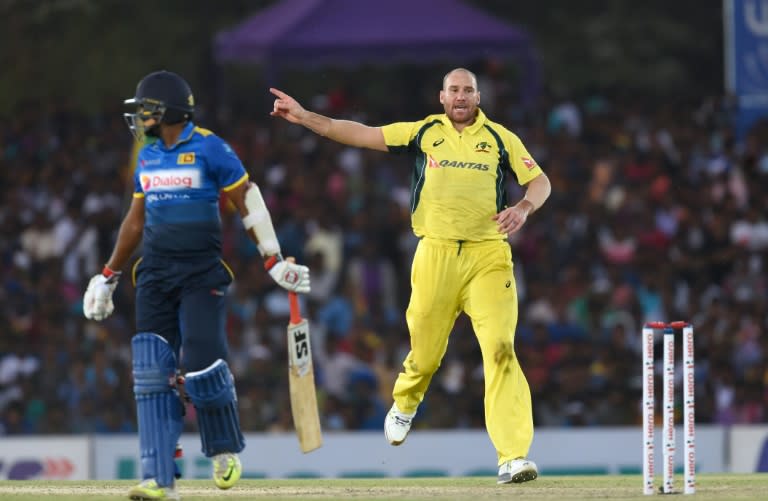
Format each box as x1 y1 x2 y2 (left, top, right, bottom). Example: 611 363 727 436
124 70 195 139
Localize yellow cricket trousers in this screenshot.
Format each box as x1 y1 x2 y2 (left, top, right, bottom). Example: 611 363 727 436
392 237 534 463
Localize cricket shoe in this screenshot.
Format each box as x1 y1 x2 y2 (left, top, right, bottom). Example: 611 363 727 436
212 452 242 490
128 479 179 500
384 403 415 445
497 458 538 484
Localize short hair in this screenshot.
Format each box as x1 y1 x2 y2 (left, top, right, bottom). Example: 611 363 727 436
442 68 478 90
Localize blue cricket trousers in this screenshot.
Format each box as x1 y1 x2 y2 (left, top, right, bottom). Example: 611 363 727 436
133 254 234 372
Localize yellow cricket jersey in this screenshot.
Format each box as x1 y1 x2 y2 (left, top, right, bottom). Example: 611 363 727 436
381 109 544 241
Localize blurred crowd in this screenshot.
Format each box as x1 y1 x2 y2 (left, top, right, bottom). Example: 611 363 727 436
1 64 767 437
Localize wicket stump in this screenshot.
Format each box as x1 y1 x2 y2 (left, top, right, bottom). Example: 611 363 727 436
642 321 695 495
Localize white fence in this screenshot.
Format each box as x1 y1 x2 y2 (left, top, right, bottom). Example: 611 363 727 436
729 425 768 473
1 425 765 480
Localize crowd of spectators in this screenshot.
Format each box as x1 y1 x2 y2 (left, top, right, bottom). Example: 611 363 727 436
1 65 767 436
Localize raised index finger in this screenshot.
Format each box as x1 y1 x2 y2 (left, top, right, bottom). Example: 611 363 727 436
269 87 288 98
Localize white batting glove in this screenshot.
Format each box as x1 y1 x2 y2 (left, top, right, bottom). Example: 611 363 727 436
264 254 311 294
83 267 121 321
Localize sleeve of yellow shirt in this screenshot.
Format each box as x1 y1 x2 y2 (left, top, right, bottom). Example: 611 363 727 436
506 131 544 185
381 119 429 152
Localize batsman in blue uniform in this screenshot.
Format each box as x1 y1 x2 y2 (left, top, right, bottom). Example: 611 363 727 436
83 70 311 501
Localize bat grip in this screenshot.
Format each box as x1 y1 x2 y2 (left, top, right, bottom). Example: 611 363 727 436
289 291 302 325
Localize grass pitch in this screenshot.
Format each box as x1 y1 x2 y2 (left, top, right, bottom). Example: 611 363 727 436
0 474 766 500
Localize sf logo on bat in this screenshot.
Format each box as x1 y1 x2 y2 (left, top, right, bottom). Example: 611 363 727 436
289 324 312 376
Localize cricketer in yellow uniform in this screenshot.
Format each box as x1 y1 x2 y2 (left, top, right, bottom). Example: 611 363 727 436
269 68 551 484
381 110 542 461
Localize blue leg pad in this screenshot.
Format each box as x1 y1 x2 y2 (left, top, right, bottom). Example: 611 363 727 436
184 359 245 457
132 333 184 487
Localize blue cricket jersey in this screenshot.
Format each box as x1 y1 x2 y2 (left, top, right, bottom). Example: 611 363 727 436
133 122 248 257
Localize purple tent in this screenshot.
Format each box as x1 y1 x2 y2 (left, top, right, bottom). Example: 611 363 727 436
214 0 540 103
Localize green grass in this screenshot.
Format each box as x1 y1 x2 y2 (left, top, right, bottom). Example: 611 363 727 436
0 474 766 500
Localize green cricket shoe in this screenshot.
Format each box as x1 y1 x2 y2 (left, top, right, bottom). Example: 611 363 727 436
128 479 179 500
212 452 242 490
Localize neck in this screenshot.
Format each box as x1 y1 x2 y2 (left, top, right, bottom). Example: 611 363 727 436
451 109 478 133
160 123 186 148
452 118 475 134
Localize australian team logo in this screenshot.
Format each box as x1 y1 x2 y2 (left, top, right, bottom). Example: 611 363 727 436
475 141 492 153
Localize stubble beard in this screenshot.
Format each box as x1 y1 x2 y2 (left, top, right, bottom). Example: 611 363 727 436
449 106 476 126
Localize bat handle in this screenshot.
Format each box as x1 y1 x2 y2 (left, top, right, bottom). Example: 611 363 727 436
288 291 302 324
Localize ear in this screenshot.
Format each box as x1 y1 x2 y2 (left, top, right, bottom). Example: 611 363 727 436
439 90 445 105
476 91 481 105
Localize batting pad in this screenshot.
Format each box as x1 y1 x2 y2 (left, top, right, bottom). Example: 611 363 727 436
132 333 184 487
184 359 245 456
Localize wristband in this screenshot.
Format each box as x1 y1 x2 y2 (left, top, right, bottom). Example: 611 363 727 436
263 253 284 271
102 265 122 283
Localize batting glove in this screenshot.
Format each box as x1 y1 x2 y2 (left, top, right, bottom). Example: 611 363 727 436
264 254 311 294
83 266 121 321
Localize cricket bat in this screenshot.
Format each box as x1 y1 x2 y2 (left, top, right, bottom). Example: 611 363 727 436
287 291 323 453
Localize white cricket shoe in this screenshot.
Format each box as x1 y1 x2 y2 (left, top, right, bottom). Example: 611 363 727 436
384 403 416 445
497 458 538 484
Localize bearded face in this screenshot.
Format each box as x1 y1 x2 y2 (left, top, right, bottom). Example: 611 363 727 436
439 70 480 128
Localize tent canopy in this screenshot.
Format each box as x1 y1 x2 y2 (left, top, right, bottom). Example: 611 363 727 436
214 0 540 103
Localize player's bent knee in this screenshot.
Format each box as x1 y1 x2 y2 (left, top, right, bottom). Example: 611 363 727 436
408 353 443 376
185 359 237 407
185 359 245 456
133 333 177 393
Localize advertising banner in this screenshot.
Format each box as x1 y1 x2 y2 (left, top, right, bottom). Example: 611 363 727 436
92 427 725 480
725 0 768 136
0 436 89 480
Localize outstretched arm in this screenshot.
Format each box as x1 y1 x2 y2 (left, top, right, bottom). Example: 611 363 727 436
270 88 388 152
